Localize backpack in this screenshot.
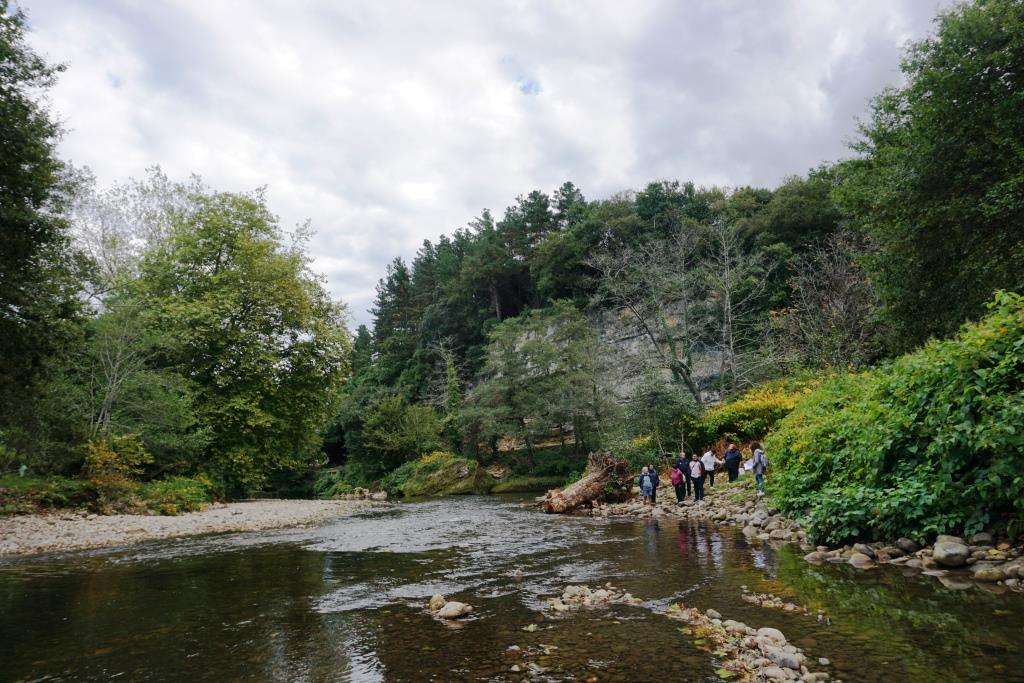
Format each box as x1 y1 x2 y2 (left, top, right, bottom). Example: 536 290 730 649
670 468 683 486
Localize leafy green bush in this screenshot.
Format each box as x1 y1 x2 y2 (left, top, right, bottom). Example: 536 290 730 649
382 451 491 497
140 476 214 515
0 475 95 515
767 292 1024 544
687 376 819 450
313 468 355 499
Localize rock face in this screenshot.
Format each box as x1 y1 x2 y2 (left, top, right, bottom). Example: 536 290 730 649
933 540 970 567
436 601 473 619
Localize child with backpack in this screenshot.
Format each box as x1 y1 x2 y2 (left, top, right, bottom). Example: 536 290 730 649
638 466 655 505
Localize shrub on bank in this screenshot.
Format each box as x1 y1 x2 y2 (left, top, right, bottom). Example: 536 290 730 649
140 476 214 515
767 292 1024 544
0 475 95 515
383 451 491 497
687 376 819 451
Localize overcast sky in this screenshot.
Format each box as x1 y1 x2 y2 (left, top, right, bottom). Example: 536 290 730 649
23 0 952 326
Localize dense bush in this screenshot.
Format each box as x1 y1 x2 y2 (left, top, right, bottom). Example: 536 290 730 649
767 292 1024 544
382 451 491 497
685 376 818 451
0 475 94 515
313 468 355 499
140 476 214 515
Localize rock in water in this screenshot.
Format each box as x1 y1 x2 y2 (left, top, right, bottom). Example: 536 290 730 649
428 594 446 611
896 537 920 553
972 564 1006 582
849 552 875 568
436 601 473 619
933 540 970 567
970 531 994 545
852 543 876 559
755 627 787 645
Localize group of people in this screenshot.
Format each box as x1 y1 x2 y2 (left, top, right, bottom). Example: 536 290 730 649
636 442 769 506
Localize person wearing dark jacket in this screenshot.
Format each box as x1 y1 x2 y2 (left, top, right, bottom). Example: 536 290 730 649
724 443 743 482
648 464 660 505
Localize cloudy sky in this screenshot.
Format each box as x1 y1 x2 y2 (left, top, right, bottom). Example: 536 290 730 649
23 0 952 325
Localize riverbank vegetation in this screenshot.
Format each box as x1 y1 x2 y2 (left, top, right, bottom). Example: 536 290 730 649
1 0 1021 542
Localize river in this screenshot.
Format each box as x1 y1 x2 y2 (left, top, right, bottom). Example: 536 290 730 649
1 495 1022 682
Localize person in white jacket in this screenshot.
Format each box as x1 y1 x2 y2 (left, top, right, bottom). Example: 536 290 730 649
700 449 723 487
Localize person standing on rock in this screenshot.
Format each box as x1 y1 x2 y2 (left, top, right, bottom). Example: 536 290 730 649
670 461 686 503
638 466 655 505
647 464 660 505
675 451 692 500
700 449 722 487
751 443 769 494
724 443 742 482
689 456 706 502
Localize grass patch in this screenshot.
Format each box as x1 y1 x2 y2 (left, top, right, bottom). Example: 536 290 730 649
0 475 95 515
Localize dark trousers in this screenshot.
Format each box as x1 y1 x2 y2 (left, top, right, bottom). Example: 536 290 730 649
674 484 686 502
693 475 705 502
706 470 715 487
651 489 657 505
684 474 693 496
727 464 739 482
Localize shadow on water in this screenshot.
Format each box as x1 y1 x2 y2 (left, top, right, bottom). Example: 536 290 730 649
2 495 1023 681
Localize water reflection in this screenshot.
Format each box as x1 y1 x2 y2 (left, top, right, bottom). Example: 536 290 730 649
1 495 1022 682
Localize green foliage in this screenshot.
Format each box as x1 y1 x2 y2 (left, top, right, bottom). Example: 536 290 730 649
133 191 350 494
490 475 564 494
381 451 490 497
140 475 213 515
686 376 818 450
0 4 87 456
838 0 1024 349
768 292 1024 544
358 395 442 477
313 467 355 499
0 475 93 515
83 434 152 513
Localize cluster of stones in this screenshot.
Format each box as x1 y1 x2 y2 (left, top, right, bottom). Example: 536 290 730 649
586 478 1024 594
739 587 826 621
504 643 560 677
803 532 1024 591
665 604 833 682
545 583 644 613
426 593 473 620
336 488 387 501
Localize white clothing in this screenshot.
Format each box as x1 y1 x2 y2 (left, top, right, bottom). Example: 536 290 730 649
700 451 717 471
689 460 704 479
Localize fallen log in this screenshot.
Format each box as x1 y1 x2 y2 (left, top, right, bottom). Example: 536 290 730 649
541 452 631 514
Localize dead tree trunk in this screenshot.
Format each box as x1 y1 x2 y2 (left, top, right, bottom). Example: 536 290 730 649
541 452 631 514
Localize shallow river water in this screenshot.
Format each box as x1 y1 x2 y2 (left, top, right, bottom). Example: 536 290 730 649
2 495 1023 682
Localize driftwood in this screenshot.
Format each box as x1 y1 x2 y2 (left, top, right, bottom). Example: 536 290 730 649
541 452 631 514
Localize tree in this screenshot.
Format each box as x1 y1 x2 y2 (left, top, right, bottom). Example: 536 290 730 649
779 231 886 369
134 190 350 492
838 0 1024 349
702 220 777 399
359 395 442 476
466 302 614 463
589 233 706 406
0 3 85 443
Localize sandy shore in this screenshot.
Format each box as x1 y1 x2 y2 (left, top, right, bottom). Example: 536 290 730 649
0 499 377 557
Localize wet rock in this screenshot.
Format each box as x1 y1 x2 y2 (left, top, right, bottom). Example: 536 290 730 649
849 552 875 568
706 608 722 620
761 643 804 671
756 627 787 645
895 537 920 554
436 601 473 619
818 657 830 666
803 551 827 564
936 534 965 545
743 526 759 538
428 594 446 611
852 543 876 559
933 540 970 567
972 564 1006 582
970 531 994 545
761 665 792 680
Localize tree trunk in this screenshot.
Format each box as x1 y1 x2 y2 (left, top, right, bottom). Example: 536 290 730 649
541 452 630 514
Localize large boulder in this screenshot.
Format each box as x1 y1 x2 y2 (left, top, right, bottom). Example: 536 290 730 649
756 627 787 645
896 537 920 554
933 540 970 567
849 552 875 568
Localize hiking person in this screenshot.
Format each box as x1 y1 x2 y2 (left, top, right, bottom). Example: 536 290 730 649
648 464 660 505
674 451 692 499
638 466 655 505
700 449 722 487
724 443 742 482
752 442 769 494
688 456 706 502
670 462 686 503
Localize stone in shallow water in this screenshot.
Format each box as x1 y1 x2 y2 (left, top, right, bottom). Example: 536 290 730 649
933 541 970 567
972 564 1006 582
436 601 472 619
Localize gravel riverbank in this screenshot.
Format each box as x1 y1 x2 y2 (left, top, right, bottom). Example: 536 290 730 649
0 499 378 556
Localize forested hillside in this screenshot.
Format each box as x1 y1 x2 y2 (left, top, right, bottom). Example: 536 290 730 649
1 0 1021 510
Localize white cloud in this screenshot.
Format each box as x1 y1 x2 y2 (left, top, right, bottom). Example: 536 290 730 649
21 0 953 325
